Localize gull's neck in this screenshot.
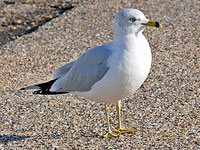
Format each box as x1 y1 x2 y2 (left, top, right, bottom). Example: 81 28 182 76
113 32 143 49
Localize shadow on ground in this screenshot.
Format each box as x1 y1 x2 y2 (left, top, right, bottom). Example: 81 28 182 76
0 134 29 144
0 1 76 46
0 132 102 144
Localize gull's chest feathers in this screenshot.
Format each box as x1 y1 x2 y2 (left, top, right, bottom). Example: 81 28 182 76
108 35 152 94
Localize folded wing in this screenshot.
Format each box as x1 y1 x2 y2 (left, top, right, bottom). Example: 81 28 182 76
50 45 112 92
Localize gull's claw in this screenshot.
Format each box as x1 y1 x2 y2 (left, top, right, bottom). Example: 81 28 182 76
104 131 121 138
117 128 137 134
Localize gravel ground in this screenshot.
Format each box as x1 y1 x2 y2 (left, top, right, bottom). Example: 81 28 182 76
0 0 199 149
0 0 78 46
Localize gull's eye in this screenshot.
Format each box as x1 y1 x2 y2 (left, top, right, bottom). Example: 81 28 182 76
129 17 136 22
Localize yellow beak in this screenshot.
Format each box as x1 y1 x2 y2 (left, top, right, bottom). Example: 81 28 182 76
142 20 162 28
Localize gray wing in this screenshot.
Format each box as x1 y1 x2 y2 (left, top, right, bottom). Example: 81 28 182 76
50 44 112 92
53 61 75 79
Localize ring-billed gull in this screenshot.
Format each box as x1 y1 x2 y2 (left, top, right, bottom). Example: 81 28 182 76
21 8 162 138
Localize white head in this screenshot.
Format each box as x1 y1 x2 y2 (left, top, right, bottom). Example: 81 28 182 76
113 9 162 37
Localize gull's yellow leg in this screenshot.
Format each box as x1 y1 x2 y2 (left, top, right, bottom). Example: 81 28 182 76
104 104 121 138
116 101 137 134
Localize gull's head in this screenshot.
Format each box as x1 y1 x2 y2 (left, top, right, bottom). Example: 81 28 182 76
113 9 162 36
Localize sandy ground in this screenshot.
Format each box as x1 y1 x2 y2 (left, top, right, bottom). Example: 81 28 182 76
0 0 199 149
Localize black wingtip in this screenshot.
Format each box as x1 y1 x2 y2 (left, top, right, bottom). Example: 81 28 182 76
20 78 69 95
33 90 42 94
33 89 68 95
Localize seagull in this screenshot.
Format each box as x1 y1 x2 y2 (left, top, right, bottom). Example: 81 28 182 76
21 8 162 138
